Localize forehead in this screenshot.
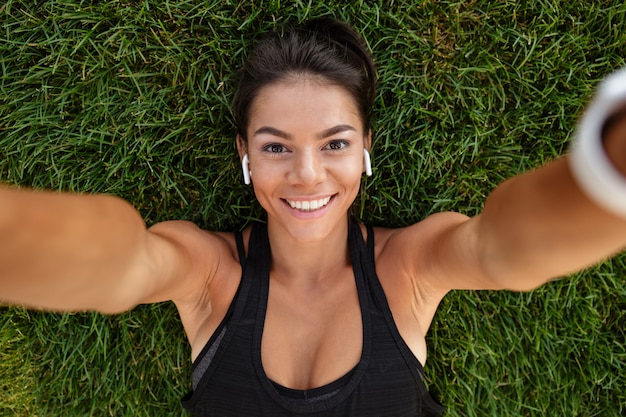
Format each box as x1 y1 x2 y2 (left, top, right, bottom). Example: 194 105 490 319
247 79 363 137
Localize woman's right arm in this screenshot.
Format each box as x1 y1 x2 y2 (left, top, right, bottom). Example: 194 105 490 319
0 185 211 314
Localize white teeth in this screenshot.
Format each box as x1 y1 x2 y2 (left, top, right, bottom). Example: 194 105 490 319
286 196 331 211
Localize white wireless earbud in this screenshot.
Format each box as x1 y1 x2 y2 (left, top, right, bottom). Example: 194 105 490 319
242 154 251 185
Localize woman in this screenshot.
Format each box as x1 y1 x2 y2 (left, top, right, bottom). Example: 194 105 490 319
1 17 626 416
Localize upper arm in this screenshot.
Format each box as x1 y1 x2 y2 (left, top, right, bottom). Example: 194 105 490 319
0 188 222 314
412 210 553 293
416 160 626 293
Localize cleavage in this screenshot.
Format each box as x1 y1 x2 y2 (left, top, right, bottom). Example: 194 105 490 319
260 272 363 390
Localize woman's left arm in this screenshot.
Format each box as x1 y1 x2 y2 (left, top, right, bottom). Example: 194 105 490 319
429 73 626 292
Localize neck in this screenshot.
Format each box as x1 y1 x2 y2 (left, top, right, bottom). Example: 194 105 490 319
266 216 351 285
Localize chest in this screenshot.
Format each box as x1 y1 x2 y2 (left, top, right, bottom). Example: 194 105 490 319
185 243 436 387
261 254 435 391
261 267 363 389
183 265 435 416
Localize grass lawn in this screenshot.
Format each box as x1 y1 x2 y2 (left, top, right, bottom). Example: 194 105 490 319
1 0 626 415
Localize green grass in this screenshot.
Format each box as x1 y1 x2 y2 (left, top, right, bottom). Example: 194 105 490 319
1 0 626 415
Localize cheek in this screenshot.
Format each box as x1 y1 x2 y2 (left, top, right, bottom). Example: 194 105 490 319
249 161 282 184
248 162 282 205
329 155 364 180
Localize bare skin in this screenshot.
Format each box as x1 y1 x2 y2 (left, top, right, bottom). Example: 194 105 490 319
2 79 626 392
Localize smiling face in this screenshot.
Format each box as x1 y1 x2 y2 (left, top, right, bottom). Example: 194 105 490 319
238 77 371 244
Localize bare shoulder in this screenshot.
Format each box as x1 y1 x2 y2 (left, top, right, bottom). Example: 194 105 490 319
369 211 473 297
148 220 237 257
142 220 242 310
371 211 470 258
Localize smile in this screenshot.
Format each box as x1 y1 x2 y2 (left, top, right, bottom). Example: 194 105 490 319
284 196 332 211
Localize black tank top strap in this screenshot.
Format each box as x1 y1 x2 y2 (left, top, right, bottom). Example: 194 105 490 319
347 217 363 266
235 229 246 268
365 223 375 256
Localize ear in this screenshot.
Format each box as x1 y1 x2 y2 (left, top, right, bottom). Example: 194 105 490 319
236 135 247 160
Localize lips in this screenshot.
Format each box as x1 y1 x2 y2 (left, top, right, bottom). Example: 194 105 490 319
284 195 332 211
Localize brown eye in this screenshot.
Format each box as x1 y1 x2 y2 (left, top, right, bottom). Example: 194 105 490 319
263 144 287 153
326 140 348 151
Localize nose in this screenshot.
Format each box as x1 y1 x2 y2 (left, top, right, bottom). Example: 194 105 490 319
289 149 326 186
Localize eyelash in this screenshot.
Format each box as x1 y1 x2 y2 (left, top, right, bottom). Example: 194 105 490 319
261 140 350 154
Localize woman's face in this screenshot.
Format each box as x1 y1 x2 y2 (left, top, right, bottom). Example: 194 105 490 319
239 78 370 243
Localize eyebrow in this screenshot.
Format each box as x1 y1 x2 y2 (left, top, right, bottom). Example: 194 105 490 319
252 124 357 140
253 126 292 140
318 124 357 139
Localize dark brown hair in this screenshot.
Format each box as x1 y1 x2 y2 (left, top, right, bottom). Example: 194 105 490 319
233 17 376 140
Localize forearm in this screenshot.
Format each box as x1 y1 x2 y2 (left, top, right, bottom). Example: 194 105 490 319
477 116 626 290
0 186 149 313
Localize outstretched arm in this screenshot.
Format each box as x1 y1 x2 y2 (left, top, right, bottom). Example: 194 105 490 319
0 187 203 313
425 71 626 292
